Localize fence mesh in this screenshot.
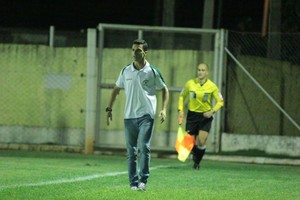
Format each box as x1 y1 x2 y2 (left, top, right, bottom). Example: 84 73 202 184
0 26 223 151
0 28 87 147
0 27 86 47
1 27 299 152
225 31 300 136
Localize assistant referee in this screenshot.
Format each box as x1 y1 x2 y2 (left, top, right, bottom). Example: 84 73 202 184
178 63 224 170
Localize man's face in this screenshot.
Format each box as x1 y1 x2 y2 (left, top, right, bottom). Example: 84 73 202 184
132 44 146 62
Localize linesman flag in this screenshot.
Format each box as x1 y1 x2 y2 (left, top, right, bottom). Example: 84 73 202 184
175 126 195 162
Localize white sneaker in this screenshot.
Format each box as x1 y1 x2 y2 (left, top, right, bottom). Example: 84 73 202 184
138 182 146 192
130 186 138 191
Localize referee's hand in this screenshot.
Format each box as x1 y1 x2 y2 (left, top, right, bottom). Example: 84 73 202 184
178 111 184 125
203 110 214 118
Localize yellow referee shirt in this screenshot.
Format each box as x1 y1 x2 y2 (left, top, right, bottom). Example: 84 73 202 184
178 78 224 113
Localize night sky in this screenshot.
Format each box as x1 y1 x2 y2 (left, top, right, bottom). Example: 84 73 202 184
0 0 264 32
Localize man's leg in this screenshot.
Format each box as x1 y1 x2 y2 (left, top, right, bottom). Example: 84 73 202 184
124 118 139 187
137 115 154 185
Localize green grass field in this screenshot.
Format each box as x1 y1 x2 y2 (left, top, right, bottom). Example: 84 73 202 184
0 150 299 200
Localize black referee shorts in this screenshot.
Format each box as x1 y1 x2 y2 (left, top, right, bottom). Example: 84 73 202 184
185 110 213 136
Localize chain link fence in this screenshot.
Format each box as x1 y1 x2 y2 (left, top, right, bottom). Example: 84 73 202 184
0 27 87 47
0 27 87 149
225 31 300 136
1 26 299 155
0 25 225 153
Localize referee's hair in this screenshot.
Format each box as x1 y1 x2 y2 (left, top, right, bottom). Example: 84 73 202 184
199 63 209 69
133 39 148 51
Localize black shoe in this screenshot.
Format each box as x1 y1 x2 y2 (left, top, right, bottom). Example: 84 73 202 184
193 163 200 170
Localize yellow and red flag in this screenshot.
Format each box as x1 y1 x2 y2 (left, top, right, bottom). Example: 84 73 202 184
175 126 195 162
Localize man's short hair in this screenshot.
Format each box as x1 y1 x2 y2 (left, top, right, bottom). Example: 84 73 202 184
133 39 148 51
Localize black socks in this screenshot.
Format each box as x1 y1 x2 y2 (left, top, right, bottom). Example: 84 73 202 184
192 145 206 164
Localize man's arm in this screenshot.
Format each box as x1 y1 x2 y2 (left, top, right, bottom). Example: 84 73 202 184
106 86 121 126
159 86 169 123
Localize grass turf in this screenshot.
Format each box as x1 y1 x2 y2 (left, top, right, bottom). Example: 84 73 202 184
0 150 299 200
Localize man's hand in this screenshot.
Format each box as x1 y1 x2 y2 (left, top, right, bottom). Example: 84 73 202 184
178 111 184 125
106 111 112 126
159 110 166 123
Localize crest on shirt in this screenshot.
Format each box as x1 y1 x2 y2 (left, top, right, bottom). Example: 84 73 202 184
202 93 209 102
189 91 196 99
143 79 149 86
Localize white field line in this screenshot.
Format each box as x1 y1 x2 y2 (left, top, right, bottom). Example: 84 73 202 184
0 164 183 190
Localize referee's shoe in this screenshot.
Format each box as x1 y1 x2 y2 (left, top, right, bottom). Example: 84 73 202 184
193 163 200 170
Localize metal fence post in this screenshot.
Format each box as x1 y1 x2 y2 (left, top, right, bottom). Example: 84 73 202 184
210 30 220 153
85 28 97 154
49 26 55 47
215 29 226 153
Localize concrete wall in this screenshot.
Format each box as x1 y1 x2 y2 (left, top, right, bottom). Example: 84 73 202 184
222 133 300 157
